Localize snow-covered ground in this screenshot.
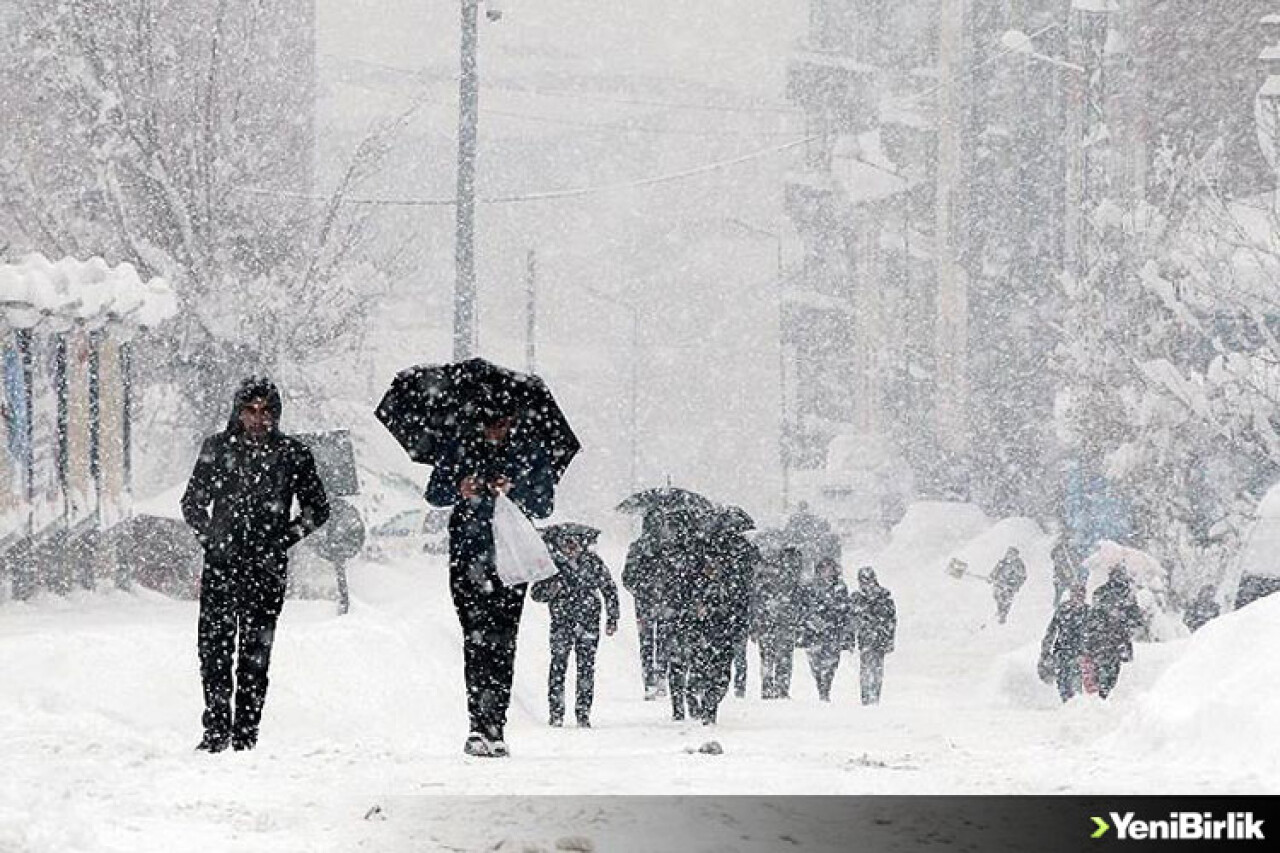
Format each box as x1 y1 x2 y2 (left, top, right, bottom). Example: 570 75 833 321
2 503 1276 853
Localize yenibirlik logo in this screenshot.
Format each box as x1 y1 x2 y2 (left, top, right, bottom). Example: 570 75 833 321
1091 812 1265 841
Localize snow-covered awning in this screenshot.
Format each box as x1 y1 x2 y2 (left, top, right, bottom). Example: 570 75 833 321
0 253 177 332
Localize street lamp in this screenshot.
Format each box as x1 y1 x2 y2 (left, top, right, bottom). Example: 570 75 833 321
453 1 503 360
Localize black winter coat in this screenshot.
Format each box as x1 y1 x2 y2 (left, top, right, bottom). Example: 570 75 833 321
1041 599 1090 666
181 429 330 562
850 584 896 653
531 549 620 629
798 578 853 649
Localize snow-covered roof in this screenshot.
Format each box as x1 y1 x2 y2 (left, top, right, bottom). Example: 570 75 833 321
0 254 177 332
1260 74 1280 98
1260 44 1280 62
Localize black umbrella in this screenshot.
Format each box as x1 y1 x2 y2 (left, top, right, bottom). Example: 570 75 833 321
715 505 755 534
540 522 601 547
375 357 581 481
615 486 715 518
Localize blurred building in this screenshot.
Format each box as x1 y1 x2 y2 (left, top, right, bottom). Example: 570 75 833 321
782 0 1274 538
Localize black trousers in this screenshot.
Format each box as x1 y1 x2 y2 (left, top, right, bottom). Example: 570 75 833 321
732 634 748 696
197 555 286 745
450 521 525 741
806 643 842 700
859 648 886 705
548 615 600 721
758 635 794 699
1094 658 1122 699
635 599 669 690
686 631 735 722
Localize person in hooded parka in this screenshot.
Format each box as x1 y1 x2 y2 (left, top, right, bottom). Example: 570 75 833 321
622 513 675 700
990 546 1028 624
668 513 755 724
848 566 896 705
1039 583 1090 701
751 546 803 699
530 531 619 728
182 377 330 753
1084 565 1144 699
798 556 853 702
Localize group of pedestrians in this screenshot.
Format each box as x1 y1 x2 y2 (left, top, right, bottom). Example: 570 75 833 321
1039 559 1147 701
621 505 756 724
180 374 894 760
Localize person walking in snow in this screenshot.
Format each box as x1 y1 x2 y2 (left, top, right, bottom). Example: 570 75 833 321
531 530 619 728
1039 583 1090 702
1050 536 1084 608
622 513 682 700
990 546 1028 624
1084 565 1144 699
182 377 330 753
426 392 557 758
798 556 853 702
751 547 804 699
848 566 896 705
665 510 755 724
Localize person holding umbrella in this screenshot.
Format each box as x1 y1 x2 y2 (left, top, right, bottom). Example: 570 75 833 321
530 523 619 728
377 358 580 759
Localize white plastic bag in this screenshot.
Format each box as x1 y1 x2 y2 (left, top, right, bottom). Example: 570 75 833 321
492 493 558 586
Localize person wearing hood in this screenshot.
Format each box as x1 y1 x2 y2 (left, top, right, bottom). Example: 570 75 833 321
1085 565 1144 699
798 556 853 702
531 530 619 728
181 377 330 752
848 566 896 705
425 390 556 758
990 546 1028 625
1039 583 1090 701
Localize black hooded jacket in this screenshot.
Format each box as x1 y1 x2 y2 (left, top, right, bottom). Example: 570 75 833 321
181 378 330 561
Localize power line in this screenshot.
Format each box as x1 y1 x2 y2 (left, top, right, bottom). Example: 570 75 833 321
239 135 815 208
322 53 802 116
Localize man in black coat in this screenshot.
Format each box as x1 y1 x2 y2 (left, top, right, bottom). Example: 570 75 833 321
182 377 330 752
531 532 619 728
991 546 1028 624
622 513 689 700
1040 583 1089 701
669 515 755 724
798 557 853 702
426 396 555 758
1086 565 1144 699
751 547 803 699
849 566 896 705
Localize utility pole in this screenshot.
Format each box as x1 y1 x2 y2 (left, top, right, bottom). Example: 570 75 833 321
525 249 537 373
453 0 480 360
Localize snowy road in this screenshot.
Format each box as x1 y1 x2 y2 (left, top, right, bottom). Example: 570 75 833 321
3 523 1273 853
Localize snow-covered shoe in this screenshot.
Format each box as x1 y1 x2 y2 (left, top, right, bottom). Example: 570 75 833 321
576 715 591 729
644 684 659 701
463 733 493 757
549 716 564 728
196 732 230 753
488 739 510 758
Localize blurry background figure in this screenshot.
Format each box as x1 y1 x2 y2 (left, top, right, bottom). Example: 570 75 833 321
1039 583 1090 702
1085 566 1145 699
849 566 896 706
752 546 803 699
531 523 618 728
990 546 1027 624
798 556 853 702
